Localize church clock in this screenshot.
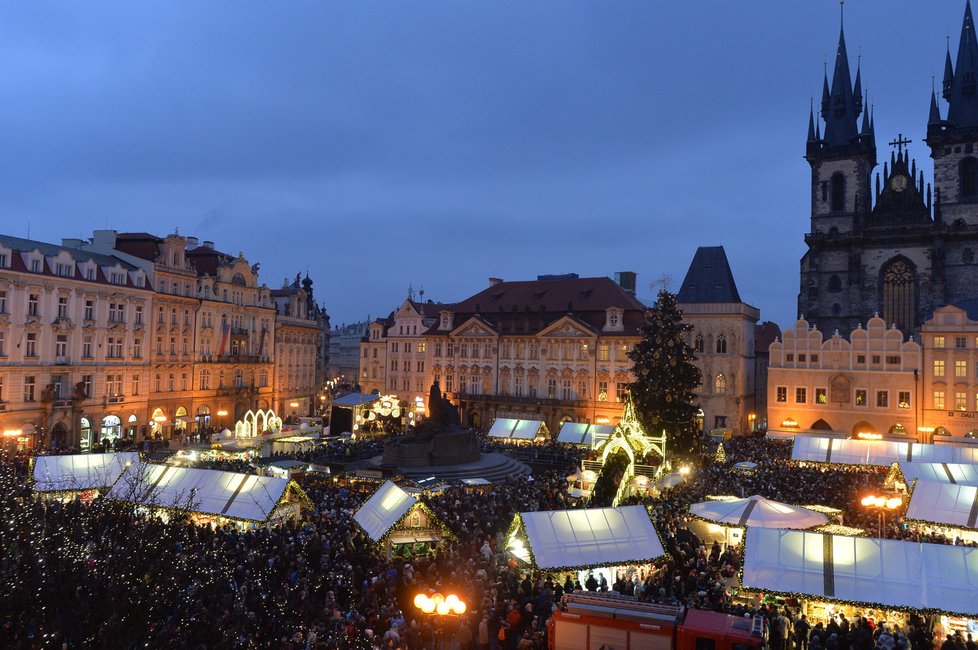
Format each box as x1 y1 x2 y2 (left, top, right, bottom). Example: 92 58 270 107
890 173 908 192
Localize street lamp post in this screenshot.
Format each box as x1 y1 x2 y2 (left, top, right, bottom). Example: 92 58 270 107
414 592 466 650
860 494 904 538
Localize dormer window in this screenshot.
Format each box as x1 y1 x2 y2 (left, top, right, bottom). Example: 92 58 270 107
0 252 7 268
55 263 73 278
109 271 126 285
30 259 41 273
610 313 619 327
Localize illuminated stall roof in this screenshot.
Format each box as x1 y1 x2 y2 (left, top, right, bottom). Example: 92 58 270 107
791 436 978 467
332 393 380 408
33 452 139 493
690 495 828 530
488 418 547 441
556 422 614 446
742 527 978 617
906 482 978 530
108 463 294 523
508 505 665 570
353 480 418 542
898 462 978 487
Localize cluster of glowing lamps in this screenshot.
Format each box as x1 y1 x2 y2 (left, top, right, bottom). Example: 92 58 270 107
860 494 903 510
413 593 466 616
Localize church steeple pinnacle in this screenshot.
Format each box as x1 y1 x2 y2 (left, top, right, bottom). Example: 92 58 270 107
808 101 817 143
822 8 863 147
944 0 978 127
929 80 942 125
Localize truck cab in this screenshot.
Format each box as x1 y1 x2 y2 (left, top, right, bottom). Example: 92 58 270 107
549 592 767 650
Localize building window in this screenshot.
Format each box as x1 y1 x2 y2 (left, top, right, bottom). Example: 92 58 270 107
810 354 819 363
786 353 794 362
714 373 726 394
716 335 727 354
934 390 946 410
25 333 37 358
856 354 866 364
795 387 806 403
886 355 900 365
418 341 426 353
616 382 628 403
898 391 911 409
934 359 946 377
469 376 480 395
0 330 4 356
24 375 36 402
599 344 610 361
57 297 68 319
55 334 68 359
956 391 968 411
876 391 889 408
260 370 268 387
855 389 867 406
27 294 38 317
881 258 917 334
961 156 978 197
956 360 969 378
830 172 845 211
132 374 140 395
597 380 608 401
776 386 787 403
561 380 572 400
827 274 842 293
200 370 210 390
956 336 968 349
815 387 827 404
434 342 442 357
934 336 946 349
546 378 557 399
446 375 454 392
181 373 188 391
82 336 93 359
81 374 92 398
0 290 6 313
30 259 41 273
135 306 143 325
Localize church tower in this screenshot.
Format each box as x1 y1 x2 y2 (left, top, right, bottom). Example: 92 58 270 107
799 11 877 335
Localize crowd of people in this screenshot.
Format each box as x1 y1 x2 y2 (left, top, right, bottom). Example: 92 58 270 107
1 432 976 648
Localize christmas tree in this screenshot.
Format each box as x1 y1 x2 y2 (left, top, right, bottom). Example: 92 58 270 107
628 289 703 460
715 442 726 463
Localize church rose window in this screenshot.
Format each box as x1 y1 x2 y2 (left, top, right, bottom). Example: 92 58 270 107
881 258 917 334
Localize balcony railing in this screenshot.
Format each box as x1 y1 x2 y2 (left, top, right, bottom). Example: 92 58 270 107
107 395 125 404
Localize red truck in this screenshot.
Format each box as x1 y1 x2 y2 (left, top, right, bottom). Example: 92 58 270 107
548 592 768 650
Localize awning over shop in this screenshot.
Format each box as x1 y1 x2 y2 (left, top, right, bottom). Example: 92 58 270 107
353 480 417 542
898 462 978 487
108 463 296 523
690 495 829 530
906 482 978 530
791 435 978 467
742 527 978 617
556 422 613 446
33 452 139 493
489 418 547 441
508 505 666 570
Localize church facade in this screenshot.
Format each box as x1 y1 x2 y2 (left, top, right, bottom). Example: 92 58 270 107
799 2 978 338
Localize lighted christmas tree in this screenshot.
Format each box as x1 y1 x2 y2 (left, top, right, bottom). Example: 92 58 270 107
628 289 703 460
715 442 726 463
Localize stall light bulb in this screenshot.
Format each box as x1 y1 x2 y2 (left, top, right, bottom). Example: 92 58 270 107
414 594 427 609
454 601 466 615
436 602 450 616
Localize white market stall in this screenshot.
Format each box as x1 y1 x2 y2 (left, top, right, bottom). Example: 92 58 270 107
905 482 978 542
32 452 140 499
353 480 453 558
556 422 614 447
897 462 978 488
107 462 309 527
487 418 549 442
742 527 978 618
691 495 829 530
792 436 978 467
507 505 666 590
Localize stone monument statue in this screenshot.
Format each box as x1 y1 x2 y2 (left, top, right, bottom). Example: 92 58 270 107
382 381 479 467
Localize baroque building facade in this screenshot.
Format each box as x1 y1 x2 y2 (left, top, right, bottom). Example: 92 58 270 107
0 230 329 450
799 3 978 338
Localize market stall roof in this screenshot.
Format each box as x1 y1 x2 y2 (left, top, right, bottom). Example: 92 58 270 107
332 393 380 408
275 435 318 444
690 495 829 530
33 452 139 493
732 461 758 472
461 478 491 486
509 505 665 570
898 462 978 487
107 463 293 523
906 482 978 530
353 480 418 542
791 435 978 467
488 418 547 441
556 422 614 446
742 527 978 617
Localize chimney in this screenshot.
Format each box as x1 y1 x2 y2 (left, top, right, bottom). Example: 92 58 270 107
489 277 504 286
91 229 118 248
186 236 199 249
614 271 637 296
202 240 215 249
62 238 84 249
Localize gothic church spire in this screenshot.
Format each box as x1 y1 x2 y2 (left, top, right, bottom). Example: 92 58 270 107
945 0 978 127
822 11 862 147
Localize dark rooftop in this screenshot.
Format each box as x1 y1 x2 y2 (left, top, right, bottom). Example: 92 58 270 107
677 246 743 304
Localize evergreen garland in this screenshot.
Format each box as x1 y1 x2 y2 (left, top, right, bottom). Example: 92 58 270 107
589 449 629 507
628 289 703 460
